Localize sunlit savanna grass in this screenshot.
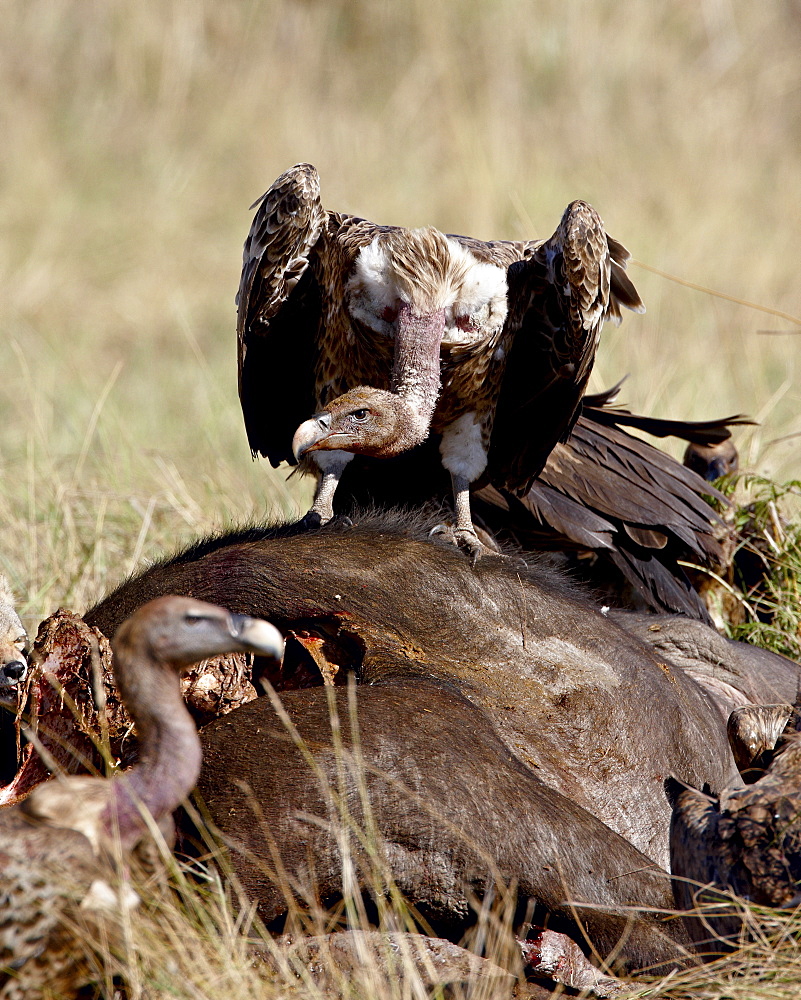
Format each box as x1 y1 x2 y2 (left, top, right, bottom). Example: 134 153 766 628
52 747 801 1000
1 3 801 996
87 831 801 1000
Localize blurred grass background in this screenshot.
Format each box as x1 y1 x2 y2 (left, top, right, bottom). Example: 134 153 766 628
1 0 800 627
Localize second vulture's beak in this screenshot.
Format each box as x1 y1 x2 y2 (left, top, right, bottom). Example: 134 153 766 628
229 613 285 664
292 412 335 460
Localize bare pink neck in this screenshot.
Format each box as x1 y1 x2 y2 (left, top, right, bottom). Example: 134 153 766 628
102 635 201 850
389 302 444 446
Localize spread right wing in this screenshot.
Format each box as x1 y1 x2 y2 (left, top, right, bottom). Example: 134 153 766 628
236 163 327 466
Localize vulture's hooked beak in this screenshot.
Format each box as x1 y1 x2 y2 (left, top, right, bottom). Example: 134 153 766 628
292 411 342 459
229 614 285 664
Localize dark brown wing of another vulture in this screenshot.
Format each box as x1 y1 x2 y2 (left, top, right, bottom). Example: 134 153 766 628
475 393 749 621
484 220 644 493
581 381 754 446
236 163 327 467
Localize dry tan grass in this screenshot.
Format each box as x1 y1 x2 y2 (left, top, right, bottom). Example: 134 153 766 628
38 749 801 1000
30 685 801 1000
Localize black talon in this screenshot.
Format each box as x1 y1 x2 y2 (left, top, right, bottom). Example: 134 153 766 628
293 511 324 533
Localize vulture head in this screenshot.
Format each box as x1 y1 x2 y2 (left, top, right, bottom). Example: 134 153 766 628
293 387 423 462
683 438 739 481
0 597 285 997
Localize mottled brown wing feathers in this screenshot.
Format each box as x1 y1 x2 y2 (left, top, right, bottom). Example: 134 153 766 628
237 163 326 343
236 164 327 465
488 202 642 493
559 201 610 338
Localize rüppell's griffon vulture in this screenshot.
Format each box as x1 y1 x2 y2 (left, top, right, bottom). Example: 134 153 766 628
236 163 643 556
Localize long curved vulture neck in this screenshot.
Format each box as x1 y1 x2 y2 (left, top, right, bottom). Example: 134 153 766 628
102 632 201 851
389 300 445 449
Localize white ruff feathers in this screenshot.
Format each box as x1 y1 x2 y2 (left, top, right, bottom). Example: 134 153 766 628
348 232 508 344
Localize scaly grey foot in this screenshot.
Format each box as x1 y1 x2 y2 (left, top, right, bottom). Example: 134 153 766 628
429 523 501 563
294 512 354 534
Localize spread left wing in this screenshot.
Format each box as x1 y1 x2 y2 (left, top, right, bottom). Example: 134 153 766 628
486 202 644 493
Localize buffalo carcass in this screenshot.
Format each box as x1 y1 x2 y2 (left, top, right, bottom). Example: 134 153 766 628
84 511 801 859
10 595 691 974
79 511 801 968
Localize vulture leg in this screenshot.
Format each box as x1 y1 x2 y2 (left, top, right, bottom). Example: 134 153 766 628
305 451 354 525
452 472 477 536
430 473 499 561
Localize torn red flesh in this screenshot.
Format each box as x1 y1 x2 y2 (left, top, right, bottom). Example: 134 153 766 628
517 930 624 997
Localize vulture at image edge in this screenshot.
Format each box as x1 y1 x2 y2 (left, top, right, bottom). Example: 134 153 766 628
237 162 644 556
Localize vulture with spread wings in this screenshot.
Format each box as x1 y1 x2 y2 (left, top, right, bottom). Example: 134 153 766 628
237 163 643 555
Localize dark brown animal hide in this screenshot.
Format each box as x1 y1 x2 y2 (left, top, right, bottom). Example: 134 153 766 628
199 679 693 972
84 510 763 868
